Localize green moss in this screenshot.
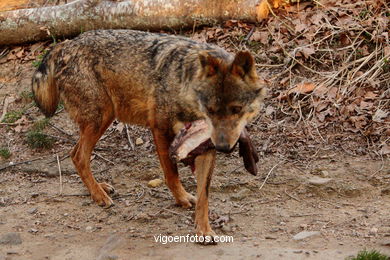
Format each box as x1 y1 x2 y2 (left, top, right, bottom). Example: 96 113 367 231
32 118 50 131
26 131 54 149
1 111 23 123
0 147 11 159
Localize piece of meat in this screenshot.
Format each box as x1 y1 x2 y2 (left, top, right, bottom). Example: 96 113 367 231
238 129 259 176
169 120 259 175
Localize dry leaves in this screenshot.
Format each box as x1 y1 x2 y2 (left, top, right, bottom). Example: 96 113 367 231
278 82 316 100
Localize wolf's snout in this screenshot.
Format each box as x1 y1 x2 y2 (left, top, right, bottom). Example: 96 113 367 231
215 144 231 153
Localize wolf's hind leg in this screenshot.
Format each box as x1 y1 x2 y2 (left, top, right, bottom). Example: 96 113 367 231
152 129 196 208
71 110 115 207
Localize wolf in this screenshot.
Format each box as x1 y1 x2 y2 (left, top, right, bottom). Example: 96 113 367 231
32 29 266 243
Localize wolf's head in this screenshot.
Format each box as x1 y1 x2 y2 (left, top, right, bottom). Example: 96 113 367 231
192 50 266 152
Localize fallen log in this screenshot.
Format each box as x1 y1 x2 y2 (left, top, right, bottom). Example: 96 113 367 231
0 0 262 46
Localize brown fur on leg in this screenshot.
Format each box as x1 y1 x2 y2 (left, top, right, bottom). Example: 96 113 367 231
152 128 196 208
194 149 217 245
71 112 115 208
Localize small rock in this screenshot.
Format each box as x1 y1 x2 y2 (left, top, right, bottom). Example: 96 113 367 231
86 226 93 232
321 170 330 177
221 225 232 233
230 188 251 201
308 177 333 185
369 227 378 236
380 239 390 246
136 213 151 222
27 208 37 214
135 138 144 146
81 201 91 206
148 179 163 188
293 250 303 254
0 233 22 245
30 193 39 198
293 231 320 240
265 235 277 240
29 228 38 233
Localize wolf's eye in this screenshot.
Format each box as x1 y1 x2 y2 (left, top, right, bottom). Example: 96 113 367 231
230 106 242 114
207 107 216 115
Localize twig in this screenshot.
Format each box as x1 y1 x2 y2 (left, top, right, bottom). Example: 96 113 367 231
0 157 44 172
226 165 244 175
49 123 73 137
369 154 384 178
135 187 145 201
258 161 284 191
125 124 135 150
93 152 115 165
162 208 192 221
0 96 11 122
56 154 63 195
284 189 300 202
244 26 255 42
239 199 282 210
58 193 89 197
48 154 70 164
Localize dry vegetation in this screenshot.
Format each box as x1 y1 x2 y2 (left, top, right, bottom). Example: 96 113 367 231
189 0 389 159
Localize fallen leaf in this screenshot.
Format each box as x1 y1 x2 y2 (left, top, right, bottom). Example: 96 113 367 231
300 47 315 59
272 0 282 8
288 82 316 95
114 122 124 133
265 105 275 117
294 21 307 33
277 82 316 101
359 101 373 110
250 31 269 45
384 46 390 57
373 109 388 122
364 91 377 99
380 144 390 155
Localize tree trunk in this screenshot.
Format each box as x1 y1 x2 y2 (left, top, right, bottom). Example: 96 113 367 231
0 0 261 46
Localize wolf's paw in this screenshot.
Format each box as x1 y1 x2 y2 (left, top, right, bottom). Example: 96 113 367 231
91 184 114 208
176 192 197 209
99 182 115 194
196 228 217 245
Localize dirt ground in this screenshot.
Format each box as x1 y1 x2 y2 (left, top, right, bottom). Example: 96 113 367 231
1 43 390 260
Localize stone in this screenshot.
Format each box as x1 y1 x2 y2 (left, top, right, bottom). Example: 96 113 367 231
27 208 37 214
135 138 144 146
293 231 320 240
0 233 22 245
308 176 332 185
230 188 251 201
148 179 163 188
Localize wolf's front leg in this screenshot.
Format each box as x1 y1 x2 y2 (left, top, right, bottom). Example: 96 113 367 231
194 149 217 245
152 128 197 208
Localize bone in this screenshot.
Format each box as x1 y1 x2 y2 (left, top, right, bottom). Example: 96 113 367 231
169 120 211 162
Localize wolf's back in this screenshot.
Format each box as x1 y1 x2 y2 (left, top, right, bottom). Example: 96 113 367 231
32 53 59 117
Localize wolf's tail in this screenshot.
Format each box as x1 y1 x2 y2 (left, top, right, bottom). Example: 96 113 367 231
31 52 59 117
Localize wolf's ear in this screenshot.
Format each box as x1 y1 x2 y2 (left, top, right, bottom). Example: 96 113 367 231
198 52 219 77
231 51 256 78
